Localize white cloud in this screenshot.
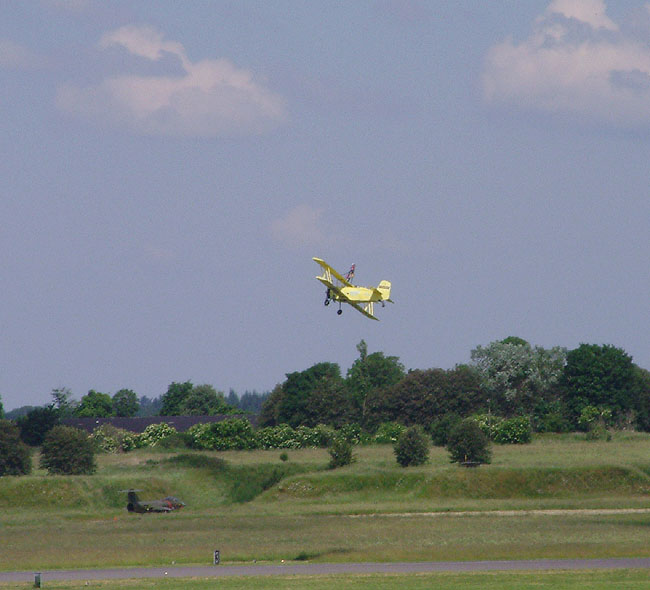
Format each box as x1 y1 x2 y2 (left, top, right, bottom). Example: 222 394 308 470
270 205 327 247
545 0 617 31
57 25 287 137
483 0 650 127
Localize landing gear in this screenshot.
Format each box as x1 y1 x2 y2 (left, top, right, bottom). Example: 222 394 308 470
324 298 330 306
337 309 343 315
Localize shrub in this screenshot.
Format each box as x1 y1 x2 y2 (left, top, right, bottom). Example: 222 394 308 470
491 416 533 444
121 431 142 451
295 424 333 447
328 437 355 469
430 413 462 446
585 423 612 441
156 431 192 449
469 413 500 439
187 418 256 451
0 420 32 476
373 422 405 444
139 422 178 447
90 424 135 453
447 419 491 465
338 422 362 444
255 424 301 449
255 424 334 449
394 425 429 467
535 410 571 433
578 405 613 432
40 426 96 475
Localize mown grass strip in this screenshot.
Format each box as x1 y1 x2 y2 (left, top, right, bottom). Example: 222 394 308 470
2 570 649 590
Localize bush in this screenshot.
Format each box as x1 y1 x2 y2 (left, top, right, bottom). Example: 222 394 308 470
447 419 491 465
467 414 532 444
0 420 32 476
338 422 362 444
187 418 257 451
328 437 355 469
255 424 334 449
394 425 429 467
373 422 405 444
40 426 96 475
156 431 193 449
139 422 178 447
578 405 613 432
255 424 301 449
430 413 462 446
491 416 532 444
90 424 135 453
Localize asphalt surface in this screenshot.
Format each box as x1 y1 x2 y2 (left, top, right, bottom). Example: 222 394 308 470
2 558 650 583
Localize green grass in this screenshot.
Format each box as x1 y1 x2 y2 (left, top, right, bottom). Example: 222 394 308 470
2 570 650 590
0 434 648 571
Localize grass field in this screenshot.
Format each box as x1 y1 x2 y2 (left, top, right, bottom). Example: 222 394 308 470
0 433 648 578
3 570 650 590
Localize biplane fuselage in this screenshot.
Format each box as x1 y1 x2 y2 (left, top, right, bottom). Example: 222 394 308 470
313 257 393 321
330 284 390 304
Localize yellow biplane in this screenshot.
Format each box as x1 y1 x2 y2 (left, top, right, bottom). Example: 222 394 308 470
313 257 393 321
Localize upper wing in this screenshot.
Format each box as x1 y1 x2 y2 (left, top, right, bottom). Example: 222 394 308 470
313 257 354 288
348 300 379 321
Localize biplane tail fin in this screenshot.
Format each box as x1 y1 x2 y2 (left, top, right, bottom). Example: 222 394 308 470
377 280 392 302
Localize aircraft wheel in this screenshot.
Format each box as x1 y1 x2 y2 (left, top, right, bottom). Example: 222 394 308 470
337 309 343 315
324 299 330 306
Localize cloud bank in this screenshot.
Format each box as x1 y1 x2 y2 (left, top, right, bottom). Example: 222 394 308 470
57 25 287 137
483 0 650 127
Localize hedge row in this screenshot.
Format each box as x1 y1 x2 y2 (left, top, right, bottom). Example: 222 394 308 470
90 417 532 454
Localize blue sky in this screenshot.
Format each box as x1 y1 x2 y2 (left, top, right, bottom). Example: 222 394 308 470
2 0 650 411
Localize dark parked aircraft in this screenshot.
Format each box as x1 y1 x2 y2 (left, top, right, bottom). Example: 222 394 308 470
122 489 185 513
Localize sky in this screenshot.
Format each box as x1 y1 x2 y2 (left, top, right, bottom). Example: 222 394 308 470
2 0 650 411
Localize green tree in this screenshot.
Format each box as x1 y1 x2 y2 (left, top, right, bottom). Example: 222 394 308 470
277 363 345 427
16 405 60 446
180 384 234 415
75 390 113 418
561 344 636 426
394 425 429 467
51 387 76 419
346 340 405 423
0 394 4 419
633 367 650 432
299 376 352 427
471 338 566 416
0 420 32 476
447 419 491 465
365 365 484 428
159 381 193 416
112 389 139 417
258 384 285 427
40 426 96 475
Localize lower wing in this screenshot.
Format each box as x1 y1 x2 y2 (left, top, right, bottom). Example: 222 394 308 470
348 300 379 321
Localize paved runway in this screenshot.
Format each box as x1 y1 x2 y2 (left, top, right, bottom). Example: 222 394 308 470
2 558 649 583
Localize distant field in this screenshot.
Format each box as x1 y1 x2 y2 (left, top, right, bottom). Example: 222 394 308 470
0 433 648 572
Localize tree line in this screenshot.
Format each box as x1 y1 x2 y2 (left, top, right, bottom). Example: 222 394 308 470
259 338 650 434
2 337 650 450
